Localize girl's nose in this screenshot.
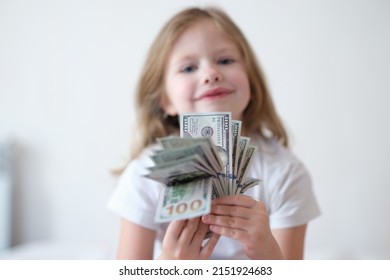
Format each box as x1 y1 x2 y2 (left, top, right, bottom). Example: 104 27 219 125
202 66 222 84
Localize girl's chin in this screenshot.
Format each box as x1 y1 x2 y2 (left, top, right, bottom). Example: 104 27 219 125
195 106 232 114
195 108 242 119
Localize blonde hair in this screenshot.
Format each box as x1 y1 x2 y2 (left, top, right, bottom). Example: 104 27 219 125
131 6 288 161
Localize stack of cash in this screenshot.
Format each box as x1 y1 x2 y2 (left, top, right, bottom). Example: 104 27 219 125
145 112 260 223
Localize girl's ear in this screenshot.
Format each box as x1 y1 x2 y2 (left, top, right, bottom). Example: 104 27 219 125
160 94 177 116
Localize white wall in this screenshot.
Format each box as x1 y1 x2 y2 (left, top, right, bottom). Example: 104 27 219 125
1 0 389 259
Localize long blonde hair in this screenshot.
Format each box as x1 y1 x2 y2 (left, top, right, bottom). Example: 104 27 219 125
131 6 288 161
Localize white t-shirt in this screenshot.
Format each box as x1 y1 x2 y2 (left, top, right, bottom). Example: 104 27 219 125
107 135 320 259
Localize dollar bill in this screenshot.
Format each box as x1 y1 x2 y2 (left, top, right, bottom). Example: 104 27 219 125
231 120 242 176
154 178 212 223
145 159 211 186
236 136 250 177
230 120 242 194
157 137 223 173
180 112 232 178
145 112 260 223
236 177 261 194
236 146 257 184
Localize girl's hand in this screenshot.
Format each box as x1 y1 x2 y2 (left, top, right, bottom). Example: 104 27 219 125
202 195 283 260
158 217 220 260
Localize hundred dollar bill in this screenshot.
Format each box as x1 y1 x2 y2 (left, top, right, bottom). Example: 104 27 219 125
180 112 232 180
152 146 211 174
158 136 212 149
154 178 212 223
236 146 257 184
230 120 242 194
231 120 242 176
146 112 261 223
236 136 250 177
157 137 223 173
236 177 261 194
211 176 226 198
145 155 211 186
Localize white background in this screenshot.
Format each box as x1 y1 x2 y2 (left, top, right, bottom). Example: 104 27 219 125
1 0 389 259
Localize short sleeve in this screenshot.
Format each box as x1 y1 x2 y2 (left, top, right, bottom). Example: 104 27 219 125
268 160 321 229
107 153 162 231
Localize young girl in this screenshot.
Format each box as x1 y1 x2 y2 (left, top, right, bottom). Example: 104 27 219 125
108 6 320 260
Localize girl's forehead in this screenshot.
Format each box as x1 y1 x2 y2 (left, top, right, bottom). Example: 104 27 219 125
178 19 231 41
170 20 239 54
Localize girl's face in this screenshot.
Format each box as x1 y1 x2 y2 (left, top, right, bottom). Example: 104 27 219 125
162 20 250 120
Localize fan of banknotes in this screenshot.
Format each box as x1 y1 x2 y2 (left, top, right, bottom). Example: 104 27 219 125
145 112 260 223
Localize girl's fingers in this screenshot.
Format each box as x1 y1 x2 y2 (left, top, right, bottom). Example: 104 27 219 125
212 195 258 208
178 217 201 243
191 220 211 245
202 212 249 230
209 196 267 220
200 233 220 259
201 197 269 245
209 224 248 243
162 217 221 259
209 204 253 219
165 219 186 240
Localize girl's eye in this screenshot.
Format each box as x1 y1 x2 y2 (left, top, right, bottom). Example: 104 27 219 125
218 58 234 65
181 65 197 73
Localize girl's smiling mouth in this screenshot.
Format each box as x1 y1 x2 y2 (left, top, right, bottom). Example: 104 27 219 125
195 87 232 101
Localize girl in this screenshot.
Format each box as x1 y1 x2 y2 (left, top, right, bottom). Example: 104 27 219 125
108 6 320 260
